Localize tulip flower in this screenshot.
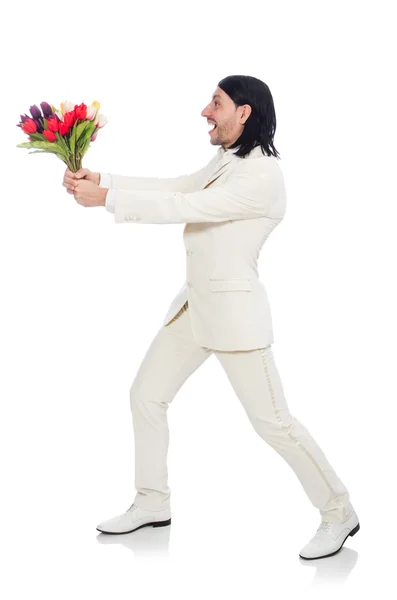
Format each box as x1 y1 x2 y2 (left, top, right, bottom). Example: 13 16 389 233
33 118 44 133
59 121 70 136
47 116 59 133
74 103 87 121
17 98 107 172
63 111 76 128
60 101 74 116
29 105 42 120
94 113 108 128
40 102 53 118
86 104 98 120
22 118 37 134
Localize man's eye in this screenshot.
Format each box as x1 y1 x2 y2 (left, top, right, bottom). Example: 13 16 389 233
214 102 219 106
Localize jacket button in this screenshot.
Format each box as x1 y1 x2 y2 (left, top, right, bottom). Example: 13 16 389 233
186 250 193 255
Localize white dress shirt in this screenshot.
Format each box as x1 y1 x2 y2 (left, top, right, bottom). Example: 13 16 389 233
99 146 240 213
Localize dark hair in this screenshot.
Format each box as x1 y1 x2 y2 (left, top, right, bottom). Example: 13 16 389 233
217 75 280 160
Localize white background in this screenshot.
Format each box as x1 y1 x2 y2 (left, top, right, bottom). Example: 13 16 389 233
1 0 396 597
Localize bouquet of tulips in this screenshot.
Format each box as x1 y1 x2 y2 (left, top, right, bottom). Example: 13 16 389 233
16 101 107 172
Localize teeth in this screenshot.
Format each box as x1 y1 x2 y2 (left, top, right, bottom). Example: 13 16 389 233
208 122 216 130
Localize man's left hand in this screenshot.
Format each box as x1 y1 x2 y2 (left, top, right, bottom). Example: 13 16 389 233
73 179 107 207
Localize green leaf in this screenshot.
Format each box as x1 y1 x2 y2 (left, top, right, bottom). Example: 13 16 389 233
75 120 91 142
17 141 39 148
56 132 70 154
80 137 91 157
29 132 45 142
78 121 97 148
49 144 68 157
69 121 77 155
16 140 68 157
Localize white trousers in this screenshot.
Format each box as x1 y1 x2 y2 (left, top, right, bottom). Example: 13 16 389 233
129 302 354 524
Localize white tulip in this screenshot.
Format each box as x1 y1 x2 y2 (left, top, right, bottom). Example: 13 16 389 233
62 101 74 114
94 113 108 128
86 105 97 120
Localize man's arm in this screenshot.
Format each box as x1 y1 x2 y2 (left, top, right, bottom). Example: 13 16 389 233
108 162 286 224
98 163 211 194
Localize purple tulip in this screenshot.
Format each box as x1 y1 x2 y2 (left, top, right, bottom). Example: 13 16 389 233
33 118 44 133
40 102 52 118
29 105 42 120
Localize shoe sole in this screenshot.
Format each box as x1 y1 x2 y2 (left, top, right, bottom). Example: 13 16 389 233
299 521 360 560
96 518 171 535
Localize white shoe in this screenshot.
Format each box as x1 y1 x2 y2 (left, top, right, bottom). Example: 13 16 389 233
299 509 360 560
96 503 171 535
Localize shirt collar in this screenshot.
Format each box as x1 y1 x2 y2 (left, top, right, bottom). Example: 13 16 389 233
219 145 240 155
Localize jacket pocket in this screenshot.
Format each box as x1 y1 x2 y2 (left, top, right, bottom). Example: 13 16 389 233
208 278 252 292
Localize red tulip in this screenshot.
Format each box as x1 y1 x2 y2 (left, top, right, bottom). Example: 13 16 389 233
47 116 59 133
43 129 57 142
74 103 87 120
59 122 69 136
64 111 76 128
22 118 37 134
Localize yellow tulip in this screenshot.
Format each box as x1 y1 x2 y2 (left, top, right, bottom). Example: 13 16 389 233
92 100 101 116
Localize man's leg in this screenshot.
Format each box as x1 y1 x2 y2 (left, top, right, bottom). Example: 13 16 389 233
130 302 212 511
213 344 354 523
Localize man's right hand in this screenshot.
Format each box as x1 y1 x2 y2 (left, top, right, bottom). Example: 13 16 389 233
63 167 100 194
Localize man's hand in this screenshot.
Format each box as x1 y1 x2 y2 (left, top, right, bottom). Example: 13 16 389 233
63 167 99 195
73 179 108 207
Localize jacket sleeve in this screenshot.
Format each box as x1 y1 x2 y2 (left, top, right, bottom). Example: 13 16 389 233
111 162 286 224
98 164 210 193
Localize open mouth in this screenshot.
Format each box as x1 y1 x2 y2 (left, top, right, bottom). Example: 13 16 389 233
208 122 217 134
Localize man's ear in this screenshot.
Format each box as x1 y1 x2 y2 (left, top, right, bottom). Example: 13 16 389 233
240 104 252 124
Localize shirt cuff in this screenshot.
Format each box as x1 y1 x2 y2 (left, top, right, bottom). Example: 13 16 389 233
105 188 117 213
99 173 112 188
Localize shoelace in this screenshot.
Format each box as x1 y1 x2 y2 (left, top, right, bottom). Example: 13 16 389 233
310 521 333 544
318 521 332 531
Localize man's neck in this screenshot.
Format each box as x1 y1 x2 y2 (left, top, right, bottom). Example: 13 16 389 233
221 144 240 154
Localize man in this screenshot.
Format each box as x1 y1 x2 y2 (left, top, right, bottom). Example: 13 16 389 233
63 75 360 559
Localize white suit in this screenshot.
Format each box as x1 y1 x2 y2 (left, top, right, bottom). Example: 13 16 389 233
99 144 286 351
97 146 354 526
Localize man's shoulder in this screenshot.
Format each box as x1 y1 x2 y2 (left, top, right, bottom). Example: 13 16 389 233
234 148 278 173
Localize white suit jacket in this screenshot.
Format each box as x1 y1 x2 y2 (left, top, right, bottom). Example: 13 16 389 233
99 144 287 351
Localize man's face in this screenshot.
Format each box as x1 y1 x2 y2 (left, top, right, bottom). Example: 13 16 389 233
201 87 251 149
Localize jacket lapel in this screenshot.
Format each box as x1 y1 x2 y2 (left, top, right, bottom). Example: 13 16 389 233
202 144 263 188
202 155 234 188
